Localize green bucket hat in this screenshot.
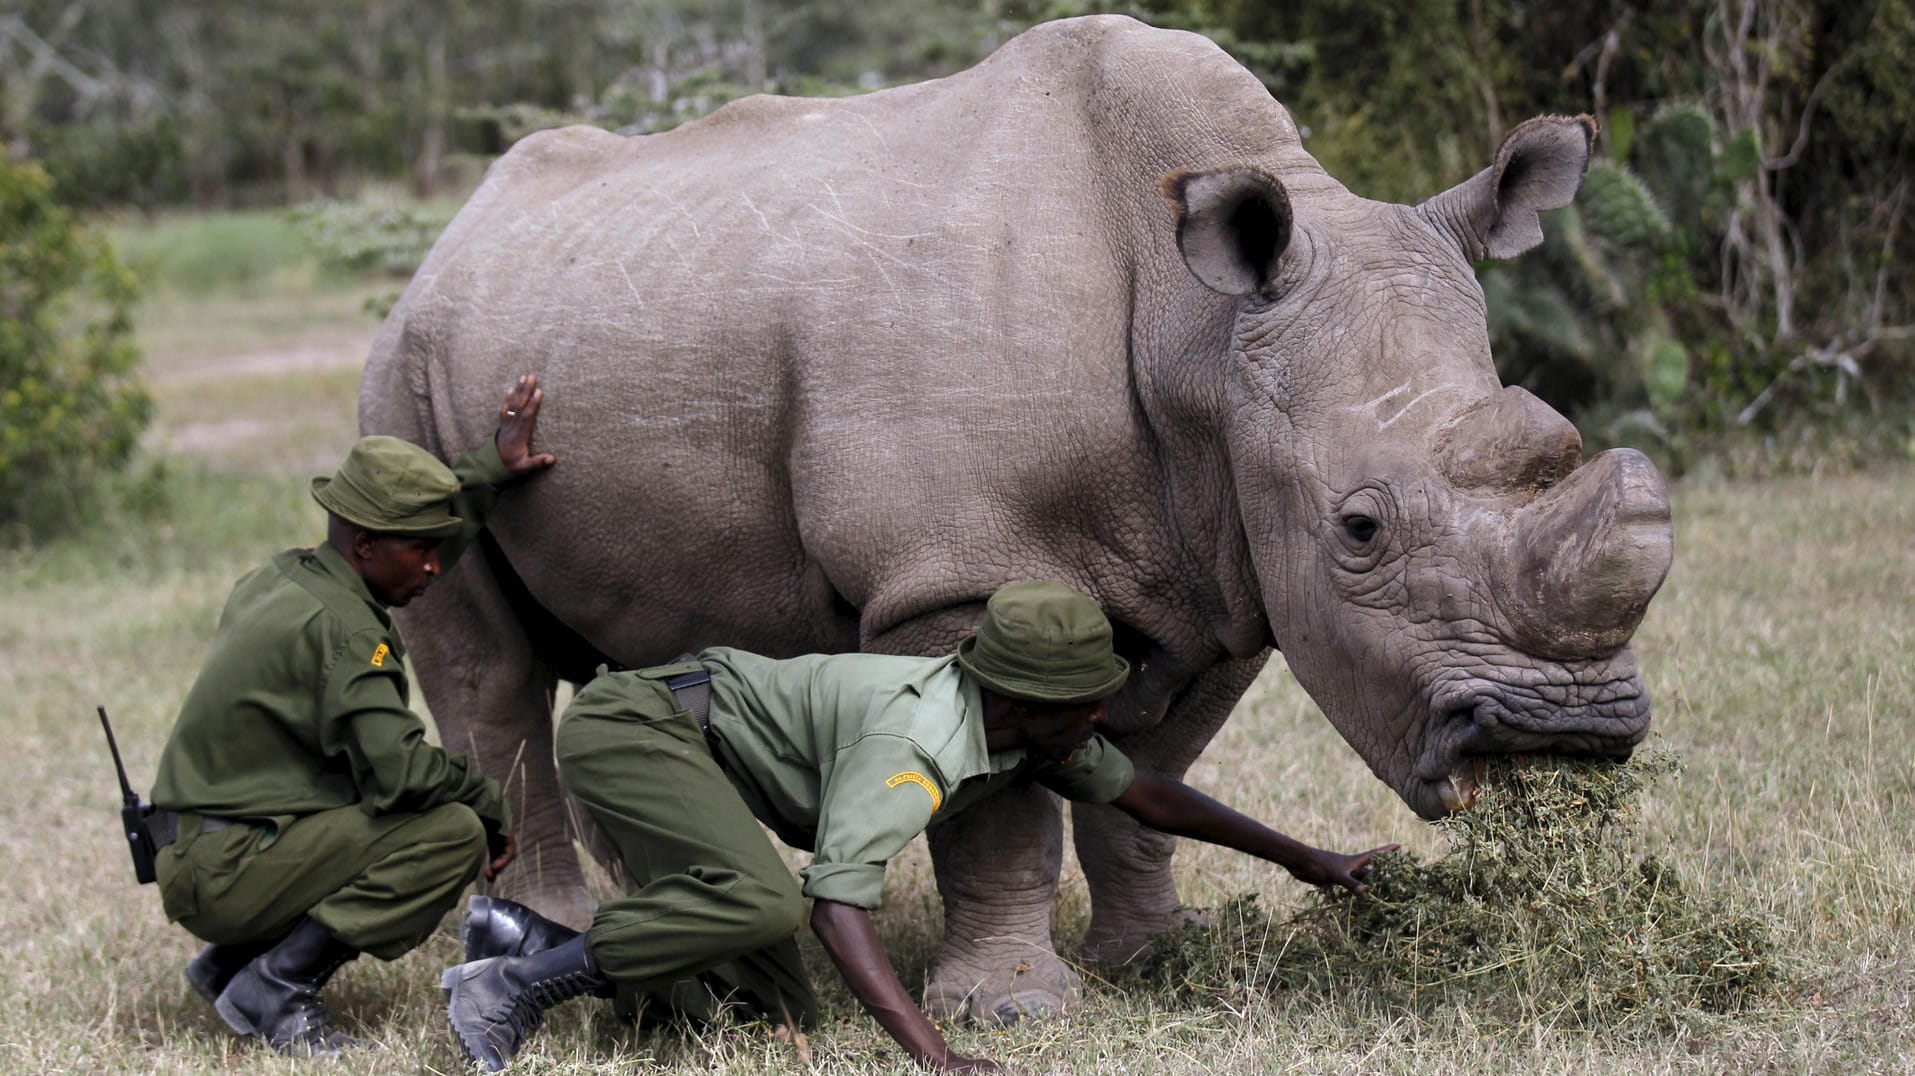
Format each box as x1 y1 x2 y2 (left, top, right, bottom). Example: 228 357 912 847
956 580 1130 704
310 435 464 538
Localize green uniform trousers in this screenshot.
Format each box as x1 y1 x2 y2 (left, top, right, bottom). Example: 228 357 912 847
556 675 819 1027
156 802 487 961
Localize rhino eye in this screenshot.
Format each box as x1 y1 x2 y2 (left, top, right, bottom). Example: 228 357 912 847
1342 515 1379 544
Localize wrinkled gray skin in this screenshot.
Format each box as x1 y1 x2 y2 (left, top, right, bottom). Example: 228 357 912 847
359 16 1673 1025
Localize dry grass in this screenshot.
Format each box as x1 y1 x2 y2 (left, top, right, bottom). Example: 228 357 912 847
5 269 1912 1071
6 458 1908 1074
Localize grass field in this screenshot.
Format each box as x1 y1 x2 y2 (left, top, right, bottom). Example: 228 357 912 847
4 212 1910 1073
104 209 384 477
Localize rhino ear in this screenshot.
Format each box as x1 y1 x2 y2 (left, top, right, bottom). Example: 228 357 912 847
1162 167 1293 296
1418 115 1595 261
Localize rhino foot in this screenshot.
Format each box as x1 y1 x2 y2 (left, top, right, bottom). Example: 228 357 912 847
922 938 1080 1026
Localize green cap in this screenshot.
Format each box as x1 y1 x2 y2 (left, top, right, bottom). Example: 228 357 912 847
956 580 1130 704
310 435 464 537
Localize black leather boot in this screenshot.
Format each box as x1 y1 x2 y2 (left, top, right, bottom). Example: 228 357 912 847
185 938 275 1004
443 934 612 1072
213 917 363 1057
460 895 581 962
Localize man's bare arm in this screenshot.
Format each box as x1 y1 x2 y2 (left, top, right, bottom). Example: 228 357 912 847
809 900 1000 1073
1110 771 1395 891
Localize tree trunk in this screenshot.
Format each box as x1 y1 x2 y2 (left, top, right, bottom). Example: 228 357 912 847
416 19 448 199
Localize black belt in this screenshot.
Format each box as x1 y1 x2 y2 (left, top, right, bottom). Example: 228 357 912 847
665 663 716 743
666 667 712 727
144 810 238 849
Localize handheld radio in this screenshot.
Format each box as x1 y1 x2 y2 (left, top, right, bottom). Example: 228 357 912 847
97 706 158 884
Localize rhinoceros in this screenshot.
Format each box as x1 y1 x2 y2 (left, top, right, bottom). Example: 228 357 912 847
358 14 1672 1023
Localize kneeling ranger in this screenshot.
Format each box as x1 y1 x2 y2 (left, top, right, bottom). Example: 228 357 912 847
149 376 555 1055
443 580 1395 1072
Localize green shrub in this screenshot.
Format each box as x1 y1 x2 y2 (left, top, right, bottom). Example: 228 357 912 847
291 199 455 279
0 160 151 538
290 198 459 318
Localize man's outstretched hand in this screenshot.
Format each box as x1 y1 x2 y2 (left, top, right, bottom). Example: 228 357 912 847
495 374 557 479
1286 842 1399 893
1110 771 1398 895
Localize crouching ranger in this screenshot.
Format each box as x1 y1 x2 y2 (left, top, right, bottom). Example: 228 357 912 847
149 377 556 1056
444 580 1396 1072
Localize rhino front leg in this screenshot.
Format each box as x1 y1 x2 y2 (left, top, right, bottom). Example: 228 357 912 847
399 549 595 930
1073 653 1268 967
866 605 1076 1025
922 779 1074 1025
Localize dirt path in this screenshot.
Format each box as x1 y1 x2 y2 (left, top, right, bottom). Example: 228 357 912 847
143 326 377 474
144 326 377 387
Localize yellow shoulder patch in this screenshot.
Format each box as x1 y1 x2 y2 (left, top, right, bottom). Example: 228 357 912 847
885 771 942 813
370 642 390 668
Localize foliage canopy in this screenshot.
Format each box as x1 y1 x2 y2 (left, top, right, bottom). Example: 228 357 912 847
4 0 1910 466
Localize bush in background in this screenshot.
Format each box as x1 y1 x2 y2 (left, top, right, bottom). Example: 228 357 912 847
289 198 460 318
30 115 189 211
0 158 150 538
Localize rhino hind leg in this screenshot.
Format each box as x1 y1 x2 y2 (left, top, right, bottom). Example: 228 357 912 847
1074 654 1267 967
397 539 595 931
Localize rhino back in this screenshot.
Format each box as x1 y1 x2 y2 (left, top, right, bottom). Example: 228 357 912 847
361 14 1320 658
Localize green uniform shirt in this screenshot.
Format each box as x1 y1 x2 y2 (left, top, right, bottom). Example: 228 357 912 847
151 446 512 836
696 649 1135 911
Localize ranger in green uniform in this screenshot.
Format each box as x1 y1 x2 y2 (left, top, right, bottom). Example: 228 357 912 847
150 375 556 1056
442 580 1395 1072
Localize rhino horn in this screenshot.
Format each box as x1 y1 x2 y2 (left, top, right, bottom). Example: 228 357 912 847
1418 114 1595 261
1435 386 1583 493
1495 447 1674 660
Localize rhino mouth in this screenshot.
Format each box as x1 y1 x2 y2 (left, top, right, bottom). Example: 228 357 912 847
1408 672 1652 820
